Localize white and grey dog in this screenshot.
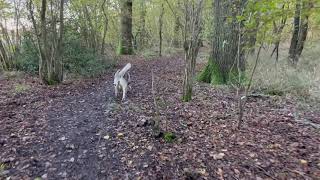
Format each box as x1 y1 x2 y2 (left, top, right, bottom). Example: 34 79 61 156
113 63 132 100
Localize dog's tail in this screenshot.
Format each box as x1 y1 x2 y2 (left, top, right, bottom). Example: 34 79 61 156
118 63 131 77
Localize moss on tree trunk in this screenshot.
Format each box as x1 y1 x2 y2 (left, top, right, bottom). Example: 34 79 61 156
198 58 225 84
198 57 246 85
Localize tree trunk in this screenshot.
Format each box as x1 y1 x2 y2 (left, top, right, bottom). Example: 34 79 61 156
198 0 246 84
39 0 48 82
118 0 133 55
54 0 64 82
288 0 311 66
182 0 203 102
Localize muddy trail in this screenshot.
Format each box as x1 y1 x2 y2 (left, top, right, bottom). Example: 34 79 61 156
1 55 320 179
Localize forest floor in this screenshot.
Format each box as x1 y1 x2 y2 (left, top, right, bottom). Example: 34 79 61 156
0 55 320 180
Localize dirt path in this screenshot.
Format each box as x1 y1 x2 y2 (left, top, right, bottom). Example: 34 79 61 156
1 55 320 179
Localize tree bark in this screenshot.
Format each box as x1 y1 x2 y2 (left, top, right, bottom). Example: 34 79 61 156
198 0 246 84
54 0 64 82
118 0 133 55
39 0 48 81
288 0 311 66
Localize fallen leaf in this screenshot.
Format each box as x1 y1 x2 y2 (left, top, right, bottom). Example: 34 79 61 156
212 153 225 160
300 159 308 165
103 135 110 140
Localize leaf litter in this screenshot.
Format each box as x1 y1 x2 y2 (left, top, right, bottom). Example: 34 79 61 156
0 55 319 179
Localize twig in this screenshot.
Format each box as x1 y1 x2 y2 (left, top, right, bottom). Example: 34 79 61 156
254 165 277 180
286 168 312 179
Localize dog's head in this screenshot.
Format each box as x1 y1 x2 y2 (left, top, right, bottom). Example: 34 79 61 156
113 69 120 86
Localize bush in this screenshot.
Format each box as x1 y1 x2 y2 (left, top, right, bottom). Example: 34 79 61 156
63 38 114 77
15 35 39 74
15 31 114 78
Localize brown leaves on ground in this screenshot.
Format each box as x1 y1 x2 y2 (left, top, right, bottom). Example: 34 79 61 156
0 55 319 179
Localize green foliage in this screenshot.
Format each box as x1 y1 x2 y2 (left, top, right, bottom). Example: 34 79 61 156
15 35 39 74
163 132 176 143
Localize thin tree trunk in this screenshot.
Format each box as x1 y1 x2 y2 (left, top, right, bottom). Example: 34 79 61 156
159 4 164 57
54 0 64 82
83 6 97 50
271 5 287 62
101 0 108 54
137 0 147 50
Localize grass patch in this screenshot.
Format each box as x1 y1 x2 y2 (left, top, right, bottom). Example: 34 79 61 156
247 41 320 100
2 71 24 80
163 132 176 143
138 46 183 60
13 83 30 94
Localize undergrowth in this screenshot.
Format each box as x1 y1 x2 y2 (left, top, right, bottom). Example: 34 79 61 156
247 41 320 102
14 31 115 78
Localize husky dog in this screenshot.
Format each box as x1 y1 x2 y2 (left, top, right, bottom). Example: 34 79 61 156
113 63 132 100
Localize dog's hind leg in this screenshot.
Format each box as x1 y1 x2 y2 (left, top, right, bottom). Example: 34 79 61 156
122 86 127 101
115 85 118 97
